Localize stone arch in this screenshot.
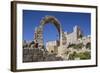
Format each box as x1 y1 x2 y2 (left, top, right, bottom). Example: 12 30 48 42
40 15 61 34
34 15 64 48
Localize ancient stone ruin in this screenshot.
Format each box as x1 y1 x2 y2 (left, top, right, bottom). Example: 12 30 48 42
23 15 91 62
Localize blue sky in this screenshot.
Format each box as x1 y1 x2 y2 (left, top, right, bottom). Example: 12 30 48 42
23 10 91 44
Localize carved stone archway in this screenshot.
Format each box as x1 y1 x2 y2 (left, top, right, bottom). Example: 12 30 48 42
34 15 65 48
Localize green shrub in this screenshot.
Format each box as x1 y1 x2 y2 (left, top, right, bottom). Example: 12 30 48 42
86 43 91 49
68 51 91 60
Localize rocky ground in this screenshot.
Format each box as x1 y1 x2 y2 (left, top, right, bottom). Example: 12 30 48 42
23 48 63 62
